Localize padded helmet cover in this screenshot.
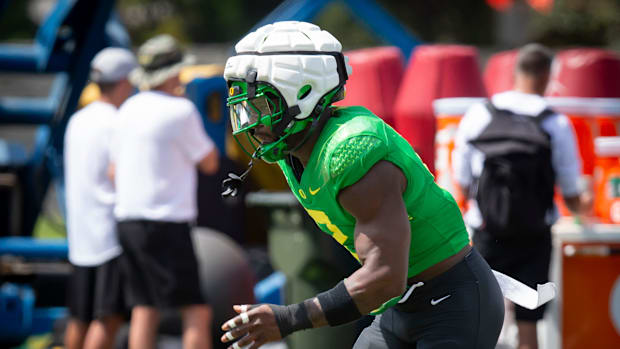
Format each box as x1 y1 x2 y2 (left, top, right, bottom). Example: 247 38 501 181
224 21 353 120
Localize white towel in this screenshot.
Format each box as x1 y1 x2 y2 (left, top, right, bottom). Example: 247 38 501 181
493 270 557 310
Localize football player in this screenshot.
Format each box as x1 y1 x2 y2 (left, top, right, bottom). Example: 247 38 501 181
220 21 504 349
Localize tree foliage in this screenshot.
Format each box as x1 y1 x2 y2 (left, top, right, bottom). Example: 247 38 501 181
117 0 281 45
0 0 38 41
528 0 620 49
0 0 618 50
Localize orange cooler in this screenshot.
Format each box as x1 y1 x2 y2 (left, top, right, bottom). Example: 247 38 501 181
547 98 620 176
546 98 620 217
559 240 620 348
546 48 620 218
432 97 485 211
594 137 620 224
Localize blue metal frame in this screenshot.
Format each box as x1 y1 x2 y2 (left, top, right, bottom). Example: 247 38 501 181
0 238 69 342
244 0 421 59
249 0 331 32
0 0 75 72
343 0 421 58
0 283 68 342
0 237 68 259
0 0 128 236
0 74 68 124
0 1 227 344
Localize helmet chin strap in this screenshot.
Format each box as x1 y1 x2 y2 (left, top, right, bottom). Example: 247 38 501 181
279 84 342 156
286 102 329 154
221 152 256 198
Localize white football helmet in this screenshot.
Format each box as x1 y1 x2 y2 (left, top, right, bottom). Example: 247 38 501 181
224 21 352 163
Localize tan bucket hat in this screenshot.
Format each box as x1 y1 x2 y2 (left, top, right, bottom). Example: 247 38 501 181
129 34 195 90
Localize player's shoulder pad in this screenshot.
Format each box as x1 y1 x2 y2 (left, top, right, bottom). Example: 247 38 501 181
329 135 385 180
320 107 389 186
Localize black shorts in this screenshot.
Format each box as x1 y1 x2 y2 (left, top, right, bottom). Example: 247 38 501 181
353 248 504 349
67 256 125 323
473 228 552 321
116 220 206 308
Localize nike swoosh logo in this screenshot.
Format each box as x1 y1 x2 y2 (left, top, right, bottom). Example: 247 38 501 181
309 187 321 195
430 294 451 306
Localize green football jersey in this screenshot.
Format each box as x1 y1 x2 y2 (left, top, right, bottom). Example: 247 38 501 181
277 106 470 314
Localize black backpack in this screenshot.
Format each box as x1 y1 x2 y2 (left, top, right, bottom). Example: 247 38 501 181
469 101 556 239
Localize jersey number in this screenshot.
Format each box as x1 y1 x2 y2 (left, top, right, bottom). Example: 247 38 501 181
306 209 359 261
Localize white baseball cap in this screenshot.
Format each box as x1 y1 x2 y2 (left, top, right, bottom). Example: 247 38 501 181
90 47 138 83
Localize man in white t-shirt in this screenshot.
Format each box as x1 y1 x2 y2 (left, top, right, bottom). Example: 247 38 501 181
113 34 219 349
452 44 591 349
64 47 137 349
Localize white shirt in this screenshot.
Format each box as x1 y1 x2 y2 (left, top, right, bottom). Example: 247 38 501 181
452 90 582 229
64 101 121 266
113 91 215 222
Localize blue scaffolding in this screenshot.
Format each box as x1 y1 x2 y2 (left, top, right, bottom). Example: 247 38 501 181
0 0 128 236
0 0 127 342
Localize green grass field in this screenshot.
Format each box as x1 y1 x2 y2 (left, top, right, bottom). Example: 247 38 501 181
12 334 54 349
32 215 66 240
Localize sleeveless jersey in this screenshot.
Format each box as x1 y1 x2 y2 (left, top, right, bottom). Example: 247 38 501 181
277 106 470 313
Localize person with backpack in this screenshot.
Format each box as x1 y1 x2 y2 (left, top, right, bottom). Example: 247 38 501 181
452 43 592 349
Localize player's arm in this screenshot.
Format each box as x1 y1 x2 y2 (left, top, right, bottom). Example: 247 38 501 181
331 160 410 312
220 161 410 349
285 159 410 326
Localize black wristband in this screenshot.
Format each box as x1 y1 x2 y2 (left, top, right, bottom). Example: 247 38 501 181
269 301 313 338
317 280 362 326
